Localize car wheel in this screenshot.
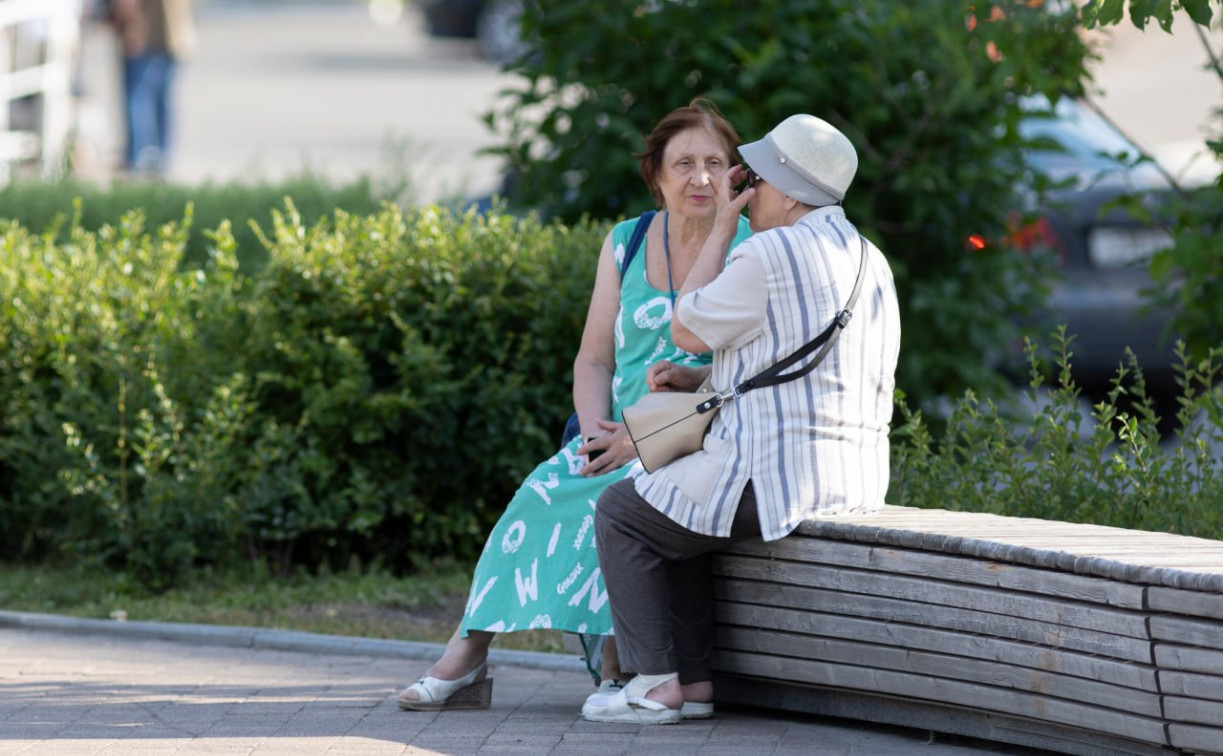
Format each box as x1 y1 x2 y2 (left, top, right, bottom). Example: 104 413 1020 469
475 0 527 64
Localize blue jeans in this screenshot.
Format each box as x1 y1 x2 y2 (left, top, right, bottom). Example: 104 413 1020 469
122 53 177 173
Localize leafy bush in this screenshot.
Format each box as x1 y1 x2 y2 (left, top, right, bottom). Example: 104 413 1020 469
4 194 1216 594
0 202 606 587
232 202 604 572
891 330 1223 540
1147 174 1223 362
489 0 1090 408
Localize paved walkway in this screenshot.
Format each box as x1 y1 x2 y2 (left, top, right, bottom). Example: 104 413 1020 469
0 612 1029 755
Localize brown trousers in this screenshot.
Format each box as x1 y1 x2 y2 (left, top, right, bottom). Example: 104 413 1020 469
595 477 761 683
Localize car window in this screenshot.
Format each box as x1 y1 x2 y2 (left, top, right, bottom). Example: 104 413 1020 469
1020 97 1166 189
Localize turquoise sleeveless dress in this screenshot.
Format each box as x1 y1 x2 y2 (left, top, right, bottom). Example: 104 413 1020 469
459 214 753 643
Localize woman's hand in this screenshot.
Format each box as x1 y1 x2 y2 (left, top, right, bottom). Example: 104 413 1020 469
577 419 637 477
646 361 712 393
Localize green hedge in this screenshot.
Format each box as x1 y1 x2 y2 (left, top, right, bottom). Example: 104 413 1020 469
2 194 1218 592
0 174 391 271
0 200 606 586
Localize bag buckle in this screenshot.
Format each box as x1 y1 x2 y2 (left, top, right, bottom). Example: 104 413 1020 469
696 394 725 414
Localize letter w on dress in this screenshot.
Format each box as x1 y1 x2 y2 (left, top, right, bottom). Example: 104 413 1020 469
514 560 539 607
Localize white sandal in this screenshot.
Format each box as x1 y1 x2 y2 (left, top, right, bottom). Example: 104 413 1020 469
581 673 683 724
586 678 713 719
583 678 624 708
397 662 492 711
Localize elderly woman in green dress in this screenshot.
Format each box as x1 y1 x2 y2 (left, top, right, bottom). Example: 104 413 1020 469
397 99 752 712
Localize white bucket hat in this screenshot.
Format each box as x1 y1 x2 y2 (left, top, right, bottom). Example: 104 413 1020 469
739 114 858 206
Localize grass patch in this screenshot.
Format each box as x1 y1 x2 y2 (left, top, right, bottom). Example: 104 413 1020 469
0 562 566 655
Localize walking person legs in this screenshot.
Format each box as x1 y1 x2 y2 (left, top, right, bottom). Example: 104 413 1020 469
150 54 176 171
122 53 174 174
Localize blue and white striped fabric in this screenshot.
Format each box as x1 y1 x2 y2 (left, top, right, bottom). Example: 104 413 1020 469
632 206 901 541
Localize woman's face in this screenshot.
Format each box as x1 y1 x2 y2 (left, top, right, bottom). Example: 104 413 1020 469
656 127 731 217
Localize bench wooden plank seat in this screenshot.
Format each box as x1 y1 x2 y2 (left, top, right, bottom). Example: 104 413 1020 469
710 505 1223 756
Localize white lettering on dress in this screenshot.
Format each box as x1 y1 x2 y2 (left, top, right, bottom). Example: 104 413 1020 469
514 560 539 607
468 576 497 616
573 514 593 550
634 296 672 331
561 446 584 475
568 568 609 613
547 523 561 557
527 473 560 505
502 521 526 554
529 615 552 629
556 562 583 595
615 304 626 349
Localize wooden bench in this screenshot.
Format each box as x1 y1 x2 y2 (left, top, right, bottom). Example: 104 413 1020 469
710 505 1223 756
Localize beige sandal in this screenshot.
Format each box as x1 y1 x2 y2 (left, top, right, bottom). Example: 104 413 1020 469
586 678 713 719
581 673 683 724
397 662 492 711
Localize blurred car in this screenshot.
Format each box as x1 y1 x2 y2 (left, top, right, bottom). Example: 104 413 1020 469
991 97 1179 400
414 0 527 64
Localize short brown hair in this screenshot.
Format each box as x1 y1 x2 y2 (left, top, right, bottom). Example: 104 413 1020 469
637 98 741 208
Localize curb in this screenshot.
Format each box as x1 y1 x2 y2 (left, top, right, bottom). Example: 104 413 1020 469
0 610 586 673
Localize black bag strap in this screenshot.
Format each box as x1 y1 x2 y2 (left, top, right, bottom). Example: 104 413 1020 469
697 237 870 414
559 210 659 449
619 210 656 279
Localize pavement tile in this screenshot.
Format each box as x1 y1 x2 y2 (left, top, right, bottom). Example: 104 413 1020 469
320 740 408 751
401 735 488 752
0 621 1033 756
482 732 564 746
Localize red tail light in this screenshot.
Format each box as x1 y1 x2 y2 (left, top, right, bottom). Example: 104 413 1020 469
964 215 1066 265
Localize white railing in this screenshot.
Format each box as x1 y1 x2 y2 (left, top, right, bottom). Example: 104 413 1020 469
0 0 80 183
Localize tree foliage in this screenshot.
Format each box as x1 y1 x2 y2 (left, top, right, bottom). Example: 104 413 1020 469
1081 0 1223 360
486 0 1094 409
1081 0 1218 31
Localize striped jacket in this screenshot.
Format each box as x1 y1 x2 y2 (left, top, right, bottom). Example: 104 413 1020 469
633 206 900 540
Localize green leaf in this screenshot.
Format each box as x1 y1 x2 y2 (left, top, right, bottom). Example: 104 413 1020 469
1180 0 1216 26
1096 0 1127 25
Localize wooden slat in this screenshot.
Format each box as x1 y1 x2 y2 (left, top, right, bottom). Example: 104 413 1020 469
1163 695 1223 728
728 536 1148 609
713 650 1169 745
714 601 1158 691
1155 643 1223 676
715 555 1152 639
1149 585 1223 621
712 674 1178 756
712 624 1161 716
789 506 1223 591
1157 669 1223 700
714 578 1154 662
1149 614 1223 647
1167 722 1223 755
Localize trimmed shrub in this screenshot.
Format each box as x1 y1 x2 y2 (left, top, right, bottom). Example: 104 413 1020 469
0 202 606 586
0 174 391 271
